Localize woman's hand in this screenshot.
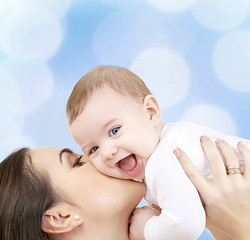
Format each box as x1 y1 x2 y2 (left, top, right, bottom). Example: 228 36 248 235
174 136 250 240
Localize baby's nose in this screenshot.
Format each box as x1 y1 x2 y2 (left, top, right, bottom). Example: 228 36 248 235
102 145 118 160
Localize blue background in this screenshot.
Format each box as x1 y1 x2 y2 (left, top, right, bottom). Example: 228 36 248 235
1 1 250 239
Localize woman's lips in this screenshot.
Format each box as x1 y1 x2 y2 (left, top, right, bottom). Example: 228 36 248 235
117 154 142 177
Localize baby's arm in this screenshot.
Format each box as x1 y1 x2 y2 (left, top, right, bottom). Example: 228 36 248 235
129 206 160 240
143 156 206 239
144 205 205 240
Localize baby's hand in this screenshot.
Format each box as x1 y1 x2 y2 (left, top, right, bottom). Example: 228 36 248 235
129 206 160 240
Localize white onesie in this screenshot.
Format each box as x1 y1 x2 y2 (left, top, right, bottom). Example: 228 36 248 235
144 121 250 240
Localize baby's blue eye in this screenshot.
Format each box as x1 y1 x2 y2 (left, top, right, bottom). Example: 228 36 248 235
110 127 120 136
91 146 99 153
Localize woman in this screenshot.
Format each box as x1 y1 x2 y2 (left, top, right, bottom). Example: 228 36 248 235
1 142 250 240
0 146 146 240
175 137 250 240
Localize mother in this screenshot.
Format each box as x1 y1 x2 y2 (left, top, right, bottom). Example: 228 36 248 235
1 143 250 240
0 146 145 240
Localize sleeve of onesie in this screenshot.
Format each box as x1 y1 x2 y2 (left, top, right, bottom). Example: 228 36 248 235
143 148 206 240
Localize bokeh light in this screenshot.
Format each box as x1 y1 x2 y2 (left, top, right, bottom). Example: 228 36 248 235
145 0 198 12
9 0 73 19
98 0 144 8
180 104 237 135
2 60 54 114
213 30 250 92
0 5 63 61
92 9 142 66
130 47 190 109
134 9 167 48
0 64 22 123
0 123 34 160
191 0 250 31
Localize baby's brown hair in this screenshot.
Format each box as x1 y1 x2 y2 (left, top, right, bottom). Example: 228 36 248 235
66 65 151 125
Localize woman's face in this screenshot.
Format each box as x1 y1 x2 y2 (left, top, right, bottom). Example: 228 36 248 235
30 147 145 219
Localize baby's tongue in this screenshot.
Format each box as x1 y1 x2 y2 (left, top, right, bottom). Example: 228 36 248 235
119 155 136 172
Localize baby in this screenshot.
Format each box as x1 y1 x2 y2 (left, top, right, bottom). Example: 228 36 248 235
66 65 250 240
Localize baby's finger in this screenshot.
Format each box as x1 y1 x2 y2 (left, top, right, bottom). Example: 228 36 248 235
237 142 250 177
174 147 208 194
200 136 227 179
216 139 241 176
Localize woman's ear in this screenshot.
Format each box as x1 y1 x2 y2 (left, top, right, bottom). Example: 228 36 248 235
143 95 162 125
42 202 83 234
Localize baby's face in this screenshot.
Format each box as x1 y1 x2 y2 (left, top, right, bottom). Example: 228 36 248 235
69 87 160 180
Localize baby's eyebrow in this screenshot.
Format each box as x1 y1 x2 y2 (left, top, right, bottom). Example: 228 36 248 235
102 118 117 130
59 148 73 164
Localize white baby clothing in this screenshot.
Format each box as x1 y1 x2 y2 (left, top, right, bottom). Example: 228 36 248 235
144 121 250 240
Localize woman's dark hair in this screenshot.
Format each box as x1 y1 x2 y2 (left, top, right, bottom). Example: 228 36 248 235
0 148 58 240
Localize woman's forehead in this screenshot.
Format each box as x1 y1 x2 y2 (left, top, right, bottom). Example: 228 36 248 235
30 146 59 157
30 147 61 169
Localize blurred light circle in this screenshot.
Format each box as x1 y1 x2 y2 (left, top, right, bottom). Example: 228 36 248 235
0 123 34 161
98 0 144 7
0 1 12 29
0 6 63 61
3 60 54 114
145 0 198 12
9 0 73 19
135 10 167 47
0 64 22 121
160 13 197 55
180 104 237 135
92 10 141 66
130 47 190 109
0 50 6 63
213 30 250 92
191 0 250 31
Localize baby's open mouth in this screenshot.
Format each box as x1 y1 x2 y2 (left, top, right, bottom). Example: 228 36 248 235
117 154 143 178
117 154 137 173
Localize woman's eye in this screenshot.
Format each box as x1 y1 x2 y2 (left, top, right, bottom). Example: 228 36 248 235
73 156 85 167
110 127 120 136
91 146 99 154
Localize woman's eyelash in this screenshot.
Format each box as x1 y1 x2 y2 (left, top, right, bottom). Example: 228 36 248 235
73 156 84 167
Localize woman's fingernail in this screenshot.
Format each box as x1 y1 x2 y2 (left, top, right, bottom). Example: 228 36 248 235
200 136 208 143
238 142 244 148
215 138 223 145
173 148 181 158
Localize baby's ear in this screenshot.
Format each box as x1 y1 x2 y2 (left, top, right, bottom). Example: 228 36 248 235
143 95 162 124
42 202 83 234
